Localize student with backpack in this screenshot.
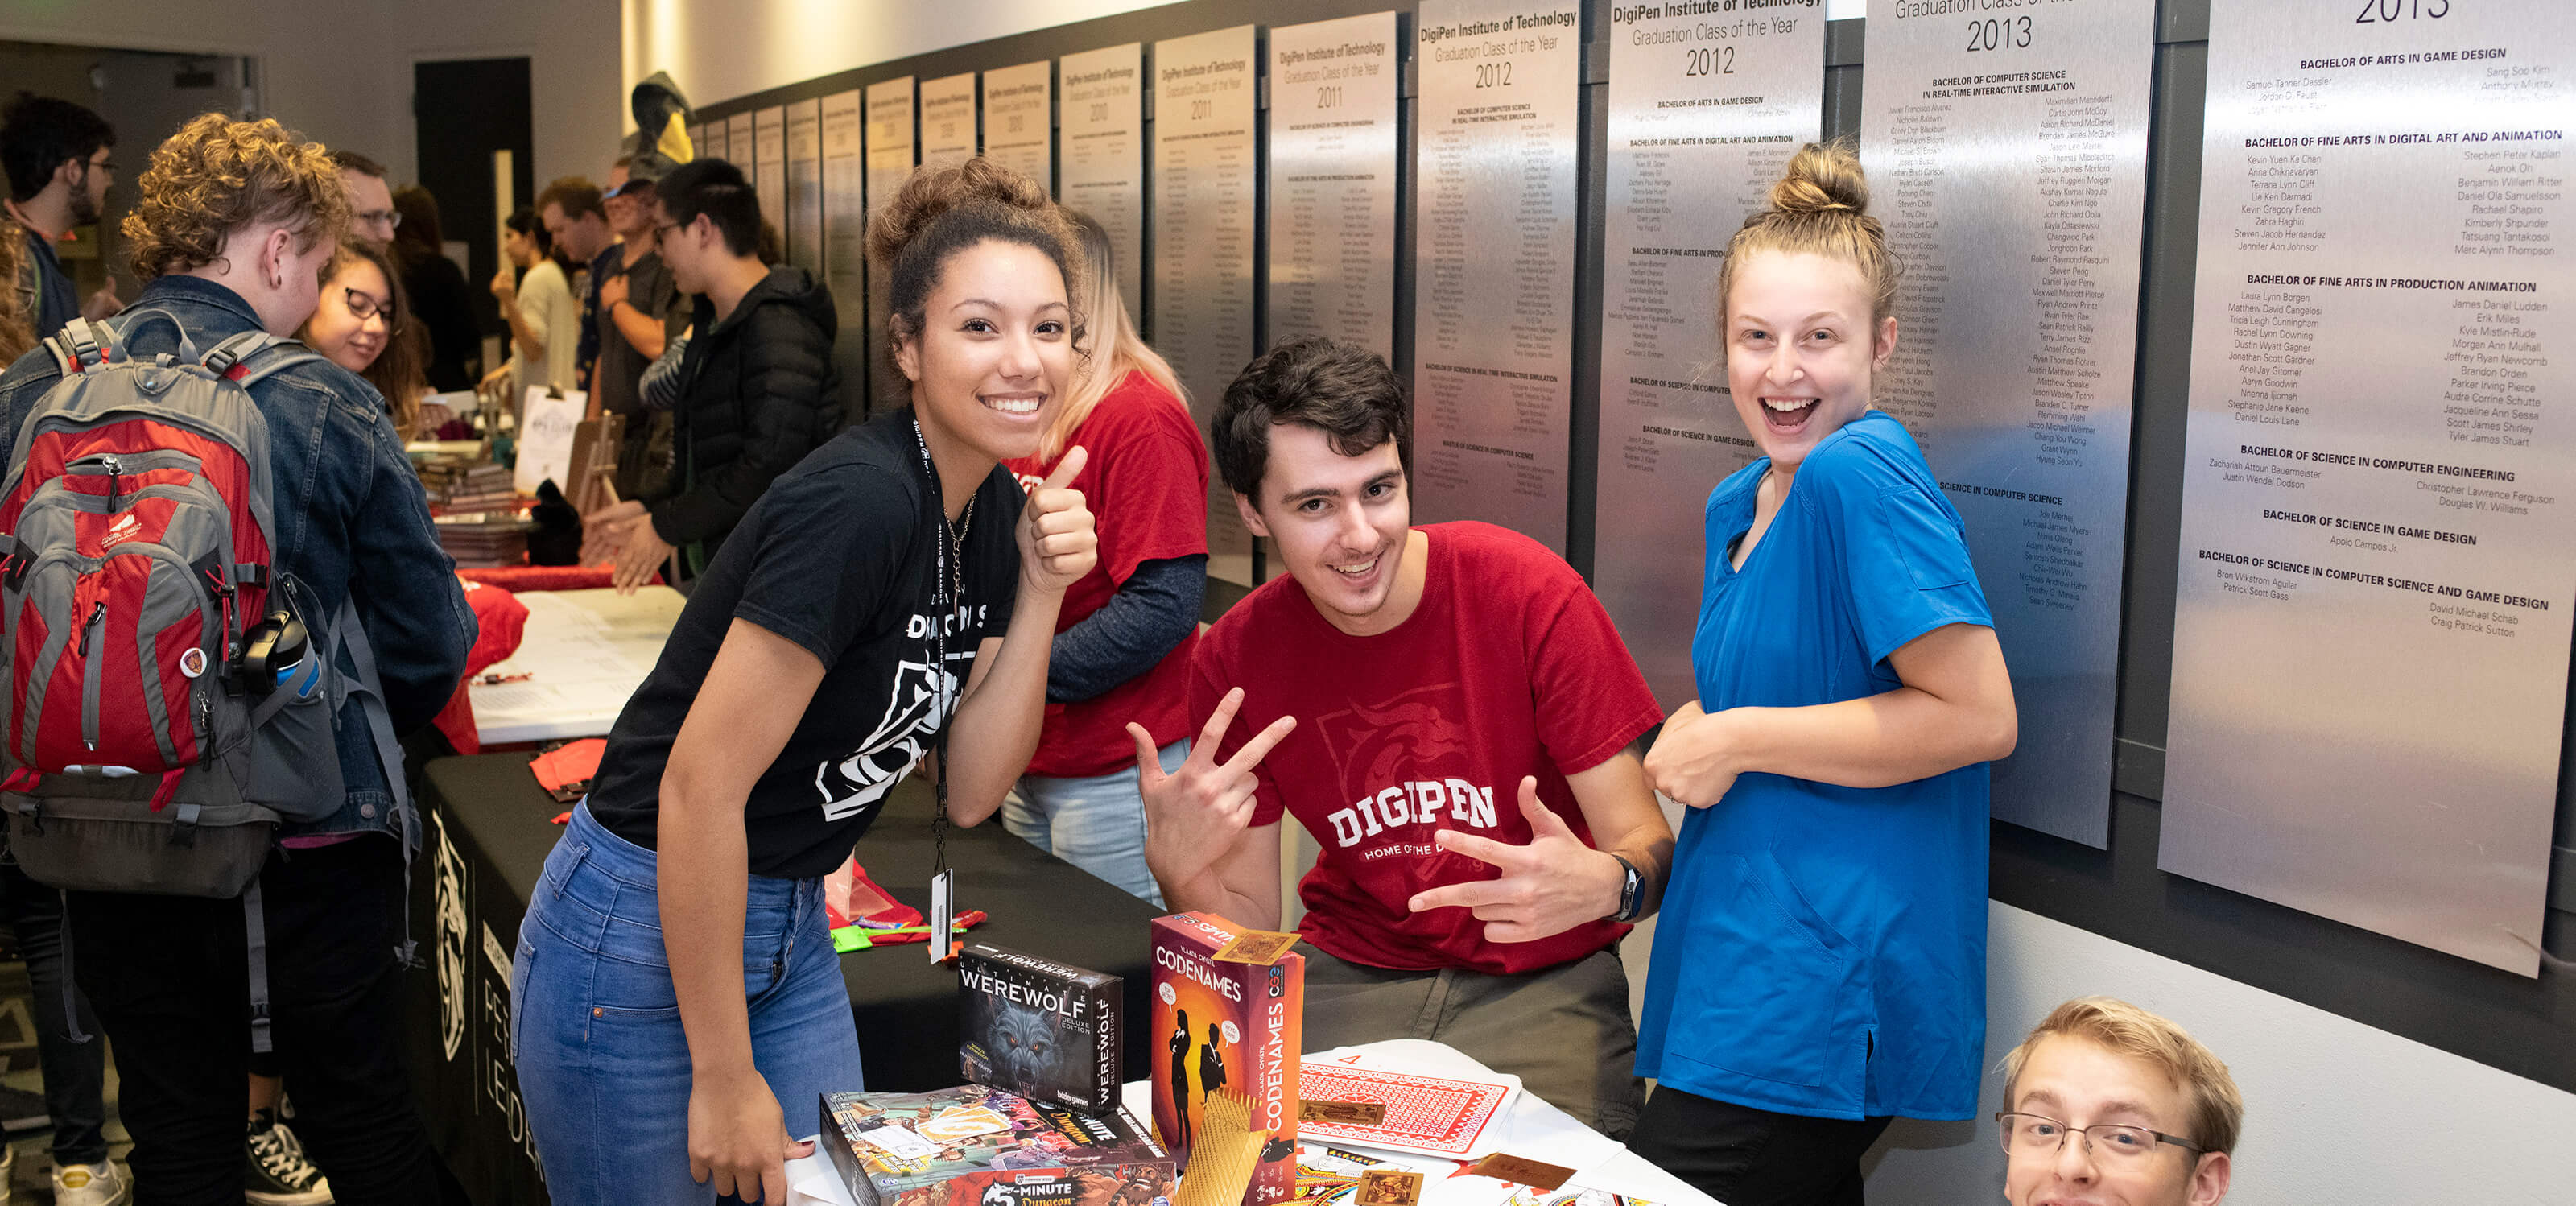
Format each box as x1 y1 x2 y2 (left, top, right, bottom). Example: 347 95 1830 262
0 114 473 1205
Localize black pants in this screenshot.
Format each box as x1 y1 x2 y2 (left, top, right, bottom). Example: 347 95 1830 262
1627 1084 1895 1206
68 837 445 1206
2 862 109 1166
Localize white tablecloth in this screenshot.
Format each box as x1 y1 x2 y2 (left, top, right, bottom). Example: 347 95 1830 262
785 1039 1716 1206
466 585 684 744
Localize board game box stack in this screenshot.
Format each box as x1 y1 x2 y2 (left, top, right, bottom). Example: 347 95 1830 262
431 510 535 568
818 1086 1174 1206
1148 913 1303 1206
956 944 1124 1115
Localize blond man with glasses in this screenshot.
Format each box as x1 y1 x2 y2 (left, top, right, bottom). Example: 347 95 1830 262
1998 997 2242 1206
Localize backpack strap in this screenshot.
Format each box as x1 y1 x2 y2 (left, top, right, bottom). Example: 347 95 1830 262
244 878 274 1055
336 592 422 965
41 318 115 377
201 331 324 387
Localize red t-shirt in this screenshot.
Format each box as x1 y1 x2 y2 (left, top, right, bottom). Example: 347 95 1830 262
1194 522 1664 975
1005 371 1211 777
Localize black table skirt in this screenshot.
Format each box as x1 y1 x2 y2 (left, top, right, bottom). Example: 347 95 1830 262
405 752 1163 1205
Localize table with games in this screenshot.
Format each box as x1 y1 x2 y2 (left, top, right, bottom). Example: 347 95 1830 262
405 753 1166 1206
780 1039 1716 1206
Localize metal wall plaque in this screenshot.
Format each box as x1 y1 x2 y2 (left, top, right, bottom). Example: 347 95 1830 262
753 106 788 249
1855 0 2152 847
1152 24 1261 586
1412 0 1582 552
982 60 1055 192
724 112 755 176
1592 0 1824 711
1268 11 1400 358
2164 0 2575 974
786 100 823 278
1059 43 1145 308
822 90 869 416
921 72 980 169
865 78 919 411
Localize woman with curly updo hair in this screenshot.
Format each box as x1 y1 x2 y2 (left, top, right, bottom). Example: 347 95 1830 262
514 157 1102 1204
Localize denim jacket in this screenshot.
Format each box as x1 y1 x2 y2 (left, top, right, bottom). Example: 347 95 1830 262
0 275 475 848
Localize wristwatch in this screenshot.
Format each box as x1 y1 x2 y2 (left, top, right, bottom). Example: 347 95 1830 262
1607 854 1644 923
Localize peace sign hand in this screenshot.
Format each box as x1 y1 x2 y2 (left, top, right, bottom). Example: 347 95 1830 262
1137 688 1298 894
1405 775 1624 944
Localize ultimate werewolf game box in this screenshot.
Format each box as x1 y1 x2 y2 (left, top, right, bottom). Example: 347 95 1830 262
819 1085 1174 1206
1148 913 1302 1206
957 943 1125 1114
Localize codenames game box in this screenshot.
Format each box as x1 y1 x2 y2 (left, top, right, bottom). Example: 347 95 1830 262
1148 912 1303 1206
957 943 1125 1114
818 1085 1174 1206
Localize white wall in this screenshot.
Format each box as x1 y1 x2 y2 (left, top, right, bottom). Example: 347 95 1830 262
1864 904 2576 1205
0 0 622 199
622 0 1171 107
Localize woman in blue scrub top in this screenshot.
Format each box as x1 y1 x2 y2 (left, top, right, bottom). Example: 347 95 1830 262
1633 141 2020 1206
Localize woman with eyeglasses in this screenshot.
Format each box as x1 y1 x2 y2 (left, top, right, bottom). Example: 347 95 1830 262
300 237 429 437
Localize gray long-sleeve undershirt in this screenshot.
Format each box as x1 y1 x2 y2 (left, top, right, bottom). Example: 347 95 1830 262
1046 555 1208 704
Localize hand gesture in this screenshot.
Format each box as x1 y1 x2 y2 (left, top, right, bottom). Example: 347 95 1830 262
598 271 630 314
580 498 646 565
80 283 121 323
687 1067 811 1204
1406 776 1623 943
612 520 673 594
1017 446 1096 594
490 264 518 307
1135 688 1296 892
1641 701 1739 809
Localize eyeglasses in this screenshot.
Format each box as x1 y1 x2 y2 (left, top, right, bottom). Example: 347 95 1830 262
354 209 403 230
341 287 396 328
1996 1113 2206 1161
81 154 115 176
651 221 683 244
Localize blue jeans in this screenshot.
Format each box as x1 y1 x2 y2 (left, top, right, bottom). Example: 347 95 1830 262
514 803 865 1204
1003 741 1183 906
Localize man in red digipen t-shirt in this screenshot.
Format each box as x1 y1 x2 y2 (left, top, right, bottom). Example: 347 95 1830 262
1131 338 1674 1138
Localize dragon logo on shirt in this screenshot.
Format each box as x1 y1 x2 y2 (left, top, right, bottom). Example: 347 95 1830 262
1306 683 1500 849
813 649 960 821
1312 684 1473 791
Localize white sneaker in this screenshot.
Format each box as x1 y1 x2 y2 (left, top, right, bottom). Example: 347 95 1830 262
50 1159 129 1206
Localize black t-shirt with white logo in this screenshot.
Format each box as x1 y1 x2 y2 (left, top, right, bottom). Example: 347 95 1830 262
586 407 1021 879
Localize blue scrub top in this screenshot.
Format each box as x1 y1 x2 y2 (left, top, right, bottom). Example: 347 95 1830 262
1636 411 1995 1121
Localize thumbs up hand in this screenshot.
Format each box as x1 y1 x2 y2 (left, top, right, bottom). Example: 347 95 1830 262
1018 445 1097 595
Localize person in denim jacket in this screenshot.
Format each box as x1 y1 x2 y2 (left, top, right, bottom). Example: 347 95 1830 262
0 114 473 1206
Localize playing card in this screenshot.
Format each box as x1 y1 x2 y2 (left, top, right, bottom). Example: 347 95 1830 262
1464 1154 1575 1192
1356 1169 1422 1206
1294 1063 1519 1159
1212 928 1301 964
1298 1099 1389 1125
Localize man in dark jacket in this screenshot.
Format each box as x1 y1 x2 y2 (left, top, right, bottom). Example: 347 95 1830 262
584 156 838 589
0 114 473 1204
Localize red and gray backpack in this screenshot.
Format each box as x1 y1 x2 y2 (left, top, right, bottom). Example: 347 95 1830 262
0 312 415 1049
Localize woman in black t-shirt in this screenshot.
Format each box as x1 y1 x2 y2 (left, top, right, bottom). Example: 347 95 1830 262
514 159 1099 1206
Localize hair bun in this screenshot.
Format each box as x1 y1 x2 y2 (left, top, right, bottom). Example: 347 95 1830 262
1768 139 1869 217
867 157 1054 271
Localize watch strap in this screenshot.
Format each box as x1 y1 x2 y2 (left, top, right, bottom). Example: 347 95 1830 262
1608 853 1643 923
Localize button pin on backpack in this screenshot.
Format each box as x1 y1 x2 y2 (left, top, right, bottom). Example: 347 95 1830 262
179 647 208 679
